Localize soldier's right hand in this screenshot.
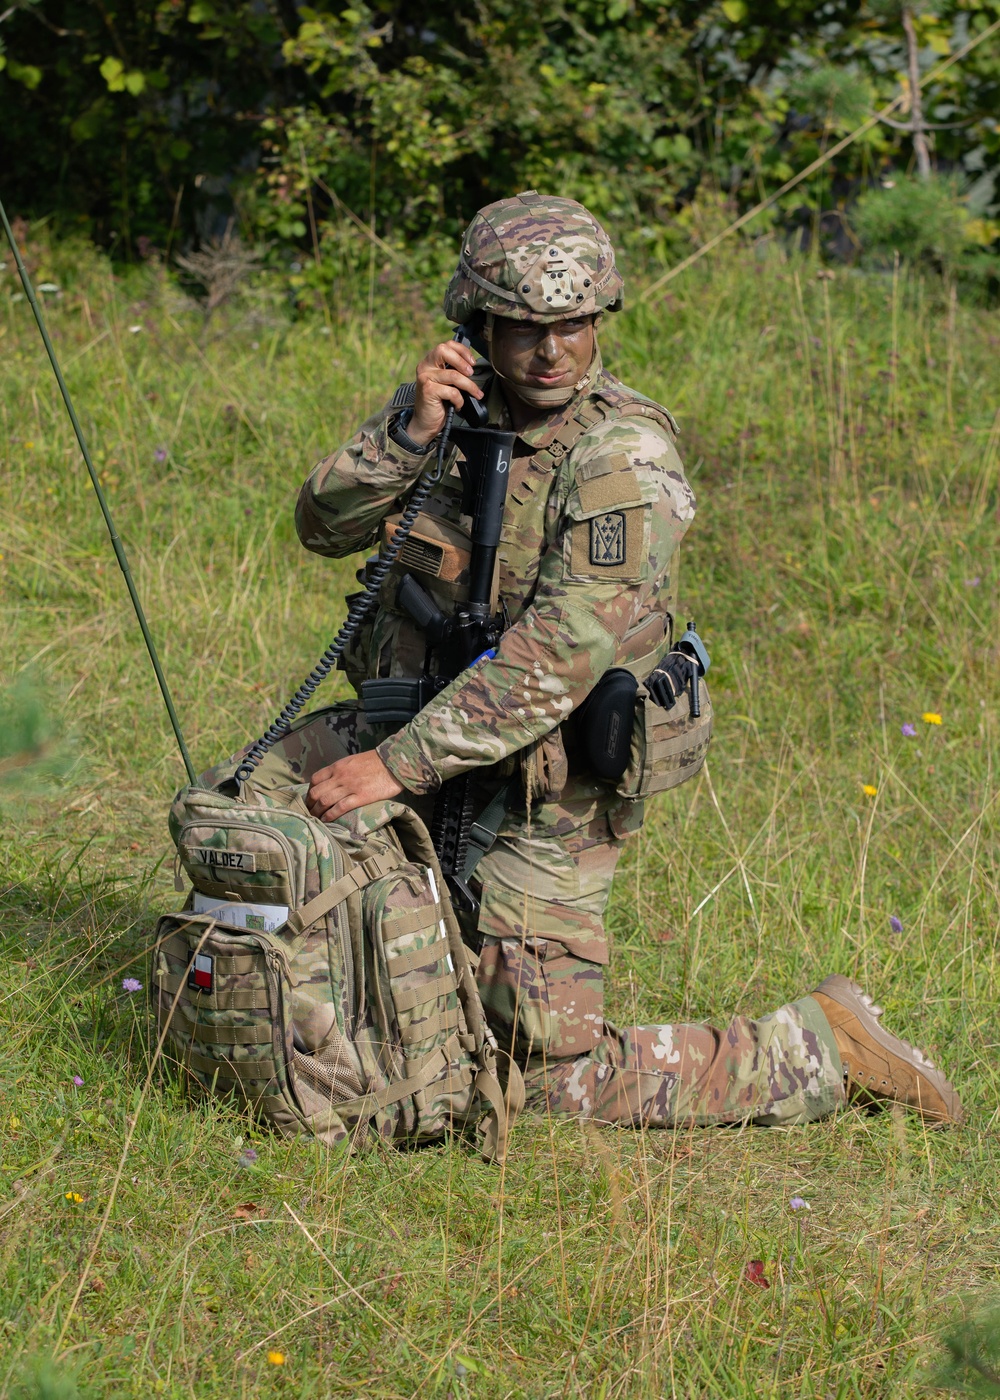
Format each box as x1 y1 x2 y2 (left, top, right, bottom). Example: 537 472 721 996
406 338 483 445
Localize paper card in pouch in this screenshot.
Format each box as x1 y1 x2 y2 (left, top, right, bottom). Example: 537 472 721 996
192 891 290 933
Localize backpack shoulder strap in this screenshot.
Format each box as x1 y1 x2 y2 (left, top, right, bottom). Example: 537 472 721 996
284 844 402 935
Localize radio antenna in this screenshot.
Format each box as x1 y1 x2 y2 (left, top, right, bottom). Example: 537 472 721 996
1 197 196 785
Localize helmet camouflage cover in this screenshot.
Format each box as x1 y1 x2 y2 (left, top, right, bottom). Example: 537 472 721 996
443 190 624 325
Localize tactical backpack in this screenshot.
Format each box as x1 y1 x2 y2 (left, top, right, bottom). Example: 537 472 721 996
153 727 520 1161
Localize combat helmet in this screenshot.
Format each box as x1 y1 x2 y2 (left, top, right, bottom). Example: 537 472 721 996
443 190 624 326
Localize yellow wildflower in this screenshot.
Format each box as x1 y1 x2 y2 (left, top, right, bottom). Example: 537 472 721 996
267 1352 285 1366
922 712 942 725
65 1192 84 1204
862 784 878 797
10 1116 20 1129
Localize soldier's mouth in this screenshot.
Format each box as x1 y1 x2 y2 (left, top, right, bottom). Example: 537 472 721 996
524 368 571 385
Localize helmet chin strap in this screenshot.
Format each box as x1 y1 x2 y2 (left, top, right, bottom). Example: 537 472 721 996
484 312 598 410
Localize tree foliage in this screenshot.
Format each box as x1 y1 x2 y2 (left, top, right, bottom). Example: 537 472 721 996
1 0 998 267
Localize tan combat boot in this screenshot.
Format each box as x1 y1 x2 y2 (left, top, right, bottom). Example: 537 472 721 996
811 975 964 1126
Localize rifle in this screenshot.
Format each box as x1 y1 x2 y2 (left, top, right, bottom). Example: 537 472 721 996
377 410 516 916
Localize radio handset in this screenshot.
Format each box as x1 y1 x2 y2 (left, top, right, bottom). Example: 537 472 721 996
452 323 490 428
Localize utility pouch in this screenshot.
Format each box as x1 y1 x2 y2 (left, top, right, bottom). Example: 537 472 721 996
384 512 471 590
336 590 375 690
616 678 713 799
382 512 500 614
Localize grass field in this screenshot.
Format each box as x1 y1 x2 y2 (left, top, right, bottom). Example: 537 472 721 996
1 233 999 1399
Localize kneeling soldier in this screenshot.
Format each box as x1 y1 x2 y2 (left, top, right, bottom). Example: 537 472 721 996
296 191 962 1129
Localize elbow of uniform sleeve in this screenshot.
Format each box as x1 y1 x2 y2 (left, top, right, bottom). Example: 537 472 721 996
295 460 348 557
295 484 323 553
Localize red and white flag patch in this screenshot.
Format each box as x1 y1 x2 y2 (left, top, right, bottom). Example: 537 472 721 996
187 953 214 993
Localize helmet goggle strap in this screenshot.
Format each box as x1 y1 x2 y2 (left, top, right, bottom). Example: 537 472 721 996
484 311 599 409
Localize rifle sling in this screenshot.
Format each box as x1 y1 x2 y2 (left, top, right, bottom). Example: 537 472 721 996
461 781 512 881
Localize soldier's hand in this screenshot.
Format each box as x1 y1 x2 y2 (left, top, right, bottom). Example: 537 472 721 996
306 750 404 822
407 338 483 445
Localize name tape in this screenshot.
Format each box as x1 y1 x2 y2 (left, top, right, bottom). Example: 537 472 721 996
187 846 259 872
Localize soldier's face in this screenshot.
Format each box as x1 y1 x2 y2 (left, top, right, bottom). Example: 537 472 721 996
489 315 596 397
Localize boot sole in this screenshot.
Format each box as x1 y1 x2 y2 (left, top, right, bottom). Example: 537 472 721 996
813 974 964 1126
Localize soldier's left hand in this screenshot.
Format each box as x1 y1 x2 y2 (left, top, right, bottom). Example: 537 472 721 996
306 751 404 821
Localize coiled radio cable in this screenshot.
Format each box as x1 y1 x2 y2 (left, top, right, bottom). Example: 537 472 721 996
233 406 455 786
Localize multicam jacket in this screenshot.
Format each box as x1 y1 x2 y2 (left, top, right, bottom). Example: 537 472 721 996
296 348 696 796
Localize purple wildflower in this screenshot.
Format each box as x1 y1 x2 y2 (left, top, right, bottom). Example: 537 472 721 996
901 722 917 738
789 1196 810 1211
966 577 981 588
889 915 903 934
122 977 143 993
72 1075 84 1087
153 447 167 463
238 1147 259 1169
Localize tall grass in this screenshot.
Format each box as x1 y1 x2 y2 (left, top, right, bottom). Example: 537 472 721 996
1 239 998 1398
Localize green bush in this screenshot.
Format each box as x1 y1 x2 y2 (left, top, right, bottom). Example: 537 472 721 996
3 0 999 272
853 174 997 278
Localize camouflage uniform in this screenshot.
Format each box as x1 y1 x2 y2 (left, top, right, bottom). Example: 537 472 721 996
295 191 847 1128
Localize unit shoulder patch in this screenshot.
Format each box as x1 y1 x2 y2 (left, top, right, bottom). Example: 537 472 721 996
567 503 649 582
590 512 626 566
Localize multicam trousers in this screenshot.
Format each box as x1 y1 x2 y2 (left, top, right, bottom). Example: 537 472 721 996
242 705 846 1130
472 779 846 1129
